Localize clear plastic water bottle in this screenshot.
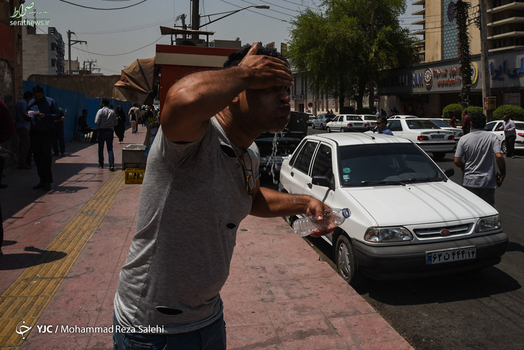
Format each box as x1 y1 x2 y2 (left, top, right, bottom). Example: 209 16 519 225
292 208 351 237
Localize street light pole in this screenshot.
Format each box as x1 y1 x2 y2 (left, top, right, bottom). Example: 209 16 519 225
479 1 491 119
199 5 270 28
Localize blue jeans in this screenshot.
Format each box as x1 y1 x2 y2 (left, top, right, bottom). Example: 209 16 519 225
112 314 227 350
98 129 114 166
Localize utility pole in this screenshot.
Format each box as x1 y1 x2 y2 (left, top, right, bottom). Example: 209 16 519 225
479 1 491 119
67 30 86 74
191 0 200 40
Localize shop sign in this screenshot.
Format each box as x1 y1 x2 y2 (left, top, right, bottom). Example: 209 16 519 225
490 58 524 80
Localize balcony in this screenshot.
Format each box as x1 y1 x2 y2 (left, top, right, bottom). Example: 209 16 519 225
489 2 524 14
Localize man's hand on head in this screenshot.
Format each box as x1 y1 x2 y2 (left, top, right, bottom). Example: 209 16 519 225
237 42 294 90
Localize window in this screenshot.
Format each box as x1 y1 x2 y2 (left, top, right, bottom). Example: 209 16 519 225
388 120 402 132
311 144 333 180
51 59 56 67
293 141 318 174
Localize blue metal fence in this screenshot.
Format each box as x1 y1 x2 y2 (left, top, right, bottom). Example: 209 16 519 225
23 81 131 143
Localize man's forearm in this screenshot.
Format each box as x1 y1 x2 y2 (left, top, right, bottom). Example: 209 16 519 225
250 187 312 218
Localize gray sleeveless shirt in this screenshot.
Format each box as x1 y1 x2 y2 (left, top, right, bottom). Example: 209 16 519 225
114 117 259 334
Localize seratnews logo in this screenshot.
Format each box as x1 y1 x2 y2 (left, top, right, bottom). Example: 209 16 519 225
16 320 32 340
10 2 50 27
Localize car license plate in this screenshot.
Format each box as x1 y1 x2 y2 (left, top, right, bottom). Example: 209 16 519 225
432 134 444 139
426 246 476 265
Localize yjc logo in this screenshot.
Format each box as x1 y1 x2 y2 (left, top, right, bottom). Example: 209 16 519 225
15 320 32 340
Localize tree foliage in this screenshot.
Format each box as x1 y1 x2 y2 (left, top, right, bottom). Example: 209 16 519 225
493 105 524 121
287 0 416 110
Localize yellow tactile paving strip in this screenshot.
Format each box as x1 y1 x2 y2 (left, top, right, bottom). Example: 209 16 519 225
0 170 125 349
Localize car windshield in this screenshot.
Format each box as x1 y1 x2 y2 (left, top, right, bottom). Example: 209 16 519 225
338 143 445 187
406 120 440 129
515 122 524 130
363 116 376 120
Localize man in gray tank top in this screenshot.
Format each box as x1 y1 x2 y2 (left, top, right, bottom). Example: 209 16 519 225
112 42 334 350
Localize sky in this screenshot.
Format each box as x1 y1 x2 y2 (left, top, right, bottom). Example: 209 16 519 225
16 0 420 76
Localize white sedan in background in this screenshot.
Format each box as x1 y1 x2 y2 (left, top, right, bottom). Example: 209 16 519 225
484 120 524 154
279 133 507 285
381 118 456 160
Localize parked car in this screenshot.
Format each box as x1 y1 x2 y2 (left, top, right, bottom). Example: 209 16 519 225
312 113 335 129
388 115 418 119
306 113 316 126
380 118 456 160
422 118 463 141
359 114 378 129
279 133 507 285
484 120 524 154
326 114 374 132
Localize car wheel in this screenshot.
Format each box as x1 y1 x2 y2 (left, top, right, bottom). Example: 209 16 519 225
335 235 360 286
432 152 446 161
327 127 331 133
501 140 507 154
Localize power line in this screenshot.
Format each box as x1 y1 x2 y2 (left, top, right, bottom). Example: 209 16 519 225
59 0 148 11
76 17 174 35
73 36 164 56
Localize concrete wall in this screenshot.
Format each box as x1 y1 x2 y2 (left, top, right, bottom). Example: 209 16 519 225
426 0 442 62
22 26 49 80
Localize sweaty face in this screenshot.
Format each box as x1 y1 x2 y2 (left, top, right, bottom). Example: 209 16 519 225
242 86 291 133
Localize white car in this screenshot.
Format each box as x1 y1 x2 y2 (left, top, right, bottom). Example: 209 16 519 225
388 114 418 119
326 114 370 132
485 120 524 154
425 118 463 141
312 113 335 129
279 133 507 285
382 118 456 160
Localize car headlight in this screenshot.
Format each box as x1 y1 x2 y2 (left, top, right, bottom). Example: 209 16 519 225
476 215 501 233
364 227 413 242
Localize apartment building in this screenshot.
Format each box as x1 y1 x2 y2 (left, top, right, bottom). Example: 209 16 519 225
22 26 65 80
379 0 524 117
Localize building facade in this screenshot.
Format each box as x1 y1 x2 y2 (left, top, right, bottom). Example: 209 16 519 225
378 0 524 117
22 26 65 80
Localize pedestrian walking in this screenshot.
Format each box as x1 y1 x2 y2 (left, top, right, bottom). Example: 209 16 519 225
52 107 66 156
15 91 33 169
112 42 334 350
462 110 471 135
503 113 516 158
27 85 59 191
128 104 139 134
454 112 506 206
95 98 117 171
114 105 127 143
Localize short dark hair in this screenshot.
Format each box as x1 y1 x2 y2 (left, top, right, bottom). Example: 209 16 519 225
32 85 44 94
377 116 388 124
82 109 87 114
223 42 288 68
23 91 33 99
471 112 486 129
101 98 110 106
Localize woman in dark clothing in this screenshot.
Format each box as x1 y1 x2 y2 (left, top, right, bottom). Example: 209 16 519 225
115 105 127 143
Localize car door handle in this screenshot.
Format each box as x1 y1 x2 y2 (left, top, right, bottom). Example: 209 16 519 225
290 171 294 177
307 183 312 189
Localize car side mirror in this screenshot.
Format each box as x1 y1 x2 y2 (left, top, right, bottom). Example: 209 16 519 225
312 175 334 190
444 168 455 178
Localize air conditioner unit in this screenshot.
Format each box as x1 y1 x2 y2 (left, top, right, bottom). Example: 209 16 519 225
175 38 207 47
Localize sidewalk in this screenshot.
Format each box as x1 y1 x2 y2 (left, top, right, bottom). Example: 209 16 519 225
0 125 413 350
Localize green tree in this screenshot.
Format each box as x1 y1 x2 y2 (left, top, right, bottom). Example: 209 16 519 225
287 0 415 110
